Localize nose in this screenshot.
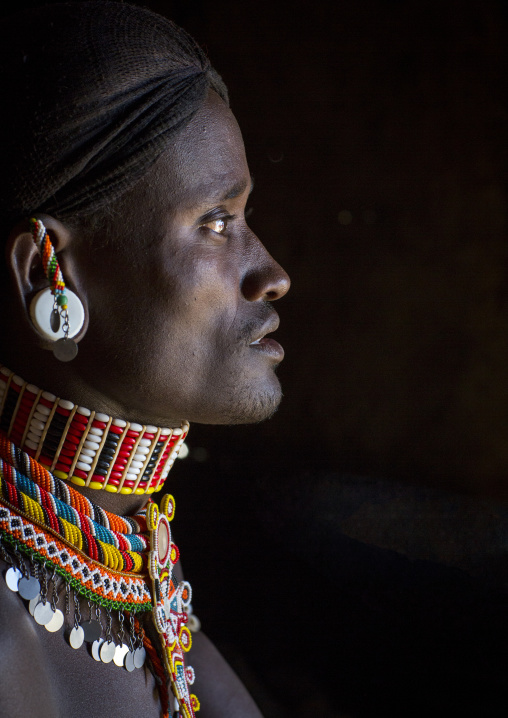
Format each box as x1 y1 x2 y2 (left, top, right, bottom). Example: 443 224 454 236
241 234 290 302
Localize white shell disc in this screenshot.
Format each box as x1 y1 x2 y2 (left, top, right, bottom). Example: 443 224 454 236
134 646 146 669
34 602 54 626
45 608 64 632
91 639 104 661
5 567 22 592
29 596 41 616
69 625 85 649
100 640 116 663
124 650 136 672
113 643 129 667
30 287 84 341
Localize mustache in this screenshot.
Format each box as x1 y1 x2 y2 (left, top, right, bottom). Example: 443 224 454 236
236 305 280 344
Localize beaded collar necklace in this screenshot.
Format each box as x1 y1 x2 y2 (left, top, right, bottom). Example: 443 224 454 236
0 365 189 495
0 367 199 718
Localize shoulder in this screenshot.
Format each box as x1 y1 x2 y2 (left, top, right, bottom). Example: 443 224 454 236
0 559 59 717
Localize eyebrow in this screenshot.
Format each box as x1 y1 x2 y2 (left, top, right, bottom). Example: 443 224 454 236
222 175 255 201
188 175 255 213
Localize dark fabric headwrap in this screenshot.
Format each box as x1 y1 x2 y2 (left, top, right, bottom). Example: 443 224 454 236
0 1 228 226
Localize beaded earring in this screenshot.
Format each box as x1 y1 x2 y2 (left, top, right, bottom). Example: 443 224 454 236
28 218 83 361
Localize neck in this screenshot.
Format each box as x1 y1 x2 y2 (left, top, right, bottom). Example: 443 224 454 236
0 364 189 517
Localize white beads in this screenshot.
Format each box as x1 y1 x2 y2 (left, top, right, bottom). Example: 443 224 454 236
84 439 100 451
35 404 51 416
76 461 92 471
33 410 49 423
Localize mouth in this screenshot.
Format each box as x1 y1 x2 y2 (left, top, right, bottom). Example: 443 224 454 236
248 315 284 362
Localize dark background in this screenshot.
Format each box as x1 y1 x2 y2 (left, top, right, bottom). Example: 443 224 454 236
163 2 508 716
7 0 508 715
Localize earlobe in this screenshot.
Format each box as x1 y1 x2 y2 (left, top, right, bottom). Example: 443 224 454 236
6 216 88 360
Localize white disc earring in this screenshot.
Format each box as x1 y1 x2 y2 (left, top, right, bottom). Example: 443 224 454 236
28 217 85 362
30 287 85 360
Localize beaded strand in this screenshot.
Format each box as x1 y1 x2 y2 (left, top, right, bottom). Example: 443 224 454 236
0 436 147 573
0 429 198 716
30 217 67 310
0 366 188 494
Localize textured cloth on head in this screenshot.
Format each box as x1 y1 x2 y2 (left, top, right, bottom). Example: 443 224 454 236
0 1 228 226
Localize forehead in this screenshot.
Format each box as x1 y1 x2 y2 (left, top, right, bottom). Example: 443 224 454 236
154 89 250 212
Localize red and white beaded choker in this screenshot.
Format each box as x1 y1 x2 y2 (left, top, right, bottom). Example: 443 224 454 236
0 366 189 495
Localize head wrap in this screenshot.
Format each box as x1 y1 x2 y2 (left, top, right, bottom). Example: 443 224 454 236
0 1 228 226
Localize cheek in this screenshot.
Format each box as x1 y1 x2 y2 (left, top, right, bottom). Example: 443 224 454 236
145 251 241 355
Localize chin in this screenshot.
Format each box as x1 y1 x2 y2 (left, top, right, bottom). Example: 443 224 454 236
195 376 283 425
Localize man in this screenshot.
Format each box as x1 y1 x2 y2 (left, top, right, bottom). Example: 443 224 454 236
0 3 289 716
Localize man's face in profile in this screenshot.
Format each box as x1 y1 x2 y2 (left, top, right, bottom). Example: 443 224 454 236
72 91 290 427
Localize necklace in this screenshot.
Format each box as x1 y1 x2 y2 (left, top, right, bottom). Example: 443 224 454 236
0 365 189 495
0 410 199 717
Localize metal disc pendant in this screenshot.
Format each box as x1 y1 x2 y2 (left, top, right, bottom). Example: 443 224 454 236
5 567 22 592
69 625 85 649
113 643 129 667
91 638 104 661
45 608 64 633
124 650 136 672
53 337 78 362
18 575 41 600
100 640 116 664
29 595 41 616
134 646 146 668
50 308 61 333
34 601 54 626
81 619 102 643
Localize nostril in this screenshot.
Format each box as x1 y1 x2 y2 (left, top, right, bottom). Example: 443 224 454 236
241 265 290 302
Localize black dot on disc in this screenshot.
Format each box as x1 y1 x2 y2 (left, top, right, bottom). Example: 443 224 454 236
53 338 78 362
18 576 41 600
81 620 102 643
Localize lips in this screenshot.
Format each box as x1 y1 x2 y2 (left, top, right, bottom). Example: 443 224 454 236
248 314 284 361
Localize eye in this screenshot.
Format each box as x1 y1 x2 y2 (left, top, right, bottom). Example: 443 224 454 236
203 217 228 234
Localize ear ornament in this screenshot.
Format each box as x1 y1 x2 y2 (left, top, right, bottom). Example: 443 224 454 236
28 218 83 361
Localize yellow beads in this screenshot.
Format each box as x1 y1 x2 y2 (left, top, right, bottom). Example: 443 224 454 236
70 476 86 487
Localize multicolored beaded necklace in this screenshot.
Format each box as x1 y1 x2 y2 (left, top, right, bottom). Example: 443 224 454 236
0 365 189 494
0 367 199 718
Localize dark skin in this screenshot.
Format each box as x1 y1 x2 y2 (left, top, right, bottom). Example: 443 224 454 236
0 90 290 716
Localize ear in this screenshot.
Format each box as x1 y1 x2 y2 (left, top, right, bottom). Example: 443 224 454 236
5 215 89 344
